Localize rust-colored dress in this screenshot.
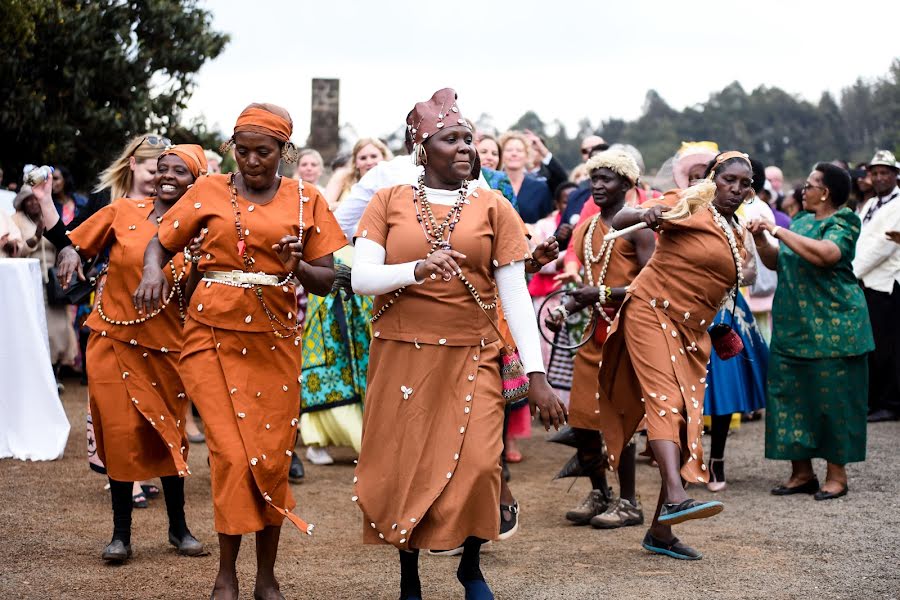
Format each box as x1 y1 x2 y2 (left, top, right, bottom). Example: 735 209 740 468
157 174 347 535
596 193 743 484
353 185 529 551
567 215 640 431
68 198 190 482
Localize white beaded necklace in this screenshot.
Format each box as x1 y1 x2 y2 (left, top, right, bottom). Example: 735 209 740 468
709 204 744 307
583 214 616 322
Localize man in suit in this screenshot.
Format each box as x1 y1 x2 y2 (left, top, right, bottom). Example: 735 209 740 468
853 150 900 422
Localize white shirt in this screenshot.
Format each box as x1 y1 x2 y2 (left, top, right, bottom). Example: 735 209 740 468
351 185 545 374
333 154 490 243
853 185 900 293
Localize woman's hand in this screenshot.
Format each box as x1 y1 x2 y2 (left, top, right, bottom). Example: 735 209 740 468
545 305 566 332
414 248 466 282
642 205 669 230
747 219 775 243
530 235 559 269
133 266 170 314
56 245 84 288
553 262 581 285
273 235 304 274
885 231 900 245
188 228 207 263
528 372 567 431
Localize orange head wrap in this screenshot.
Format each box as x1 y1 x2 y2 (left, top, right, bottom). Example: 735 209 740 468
233 103 293 143
160 144 208 178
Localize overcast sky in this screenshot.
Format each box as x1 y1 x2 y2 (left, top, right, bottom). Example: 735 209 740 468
185 0 899 144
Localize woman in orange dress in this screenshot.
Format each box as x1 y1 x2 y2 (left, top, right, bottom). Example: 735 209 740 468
547 150 655 529
51 145 209 562
597 151 755 560
351 89 566 600
136 105 347 600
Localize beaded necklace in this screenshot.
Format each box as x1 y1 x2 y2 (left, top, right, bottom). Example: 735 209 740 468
228 173 305 338
583 214 616 323
371 178 497 323
412 173 467 250
709 204 744 307
96 209 188 327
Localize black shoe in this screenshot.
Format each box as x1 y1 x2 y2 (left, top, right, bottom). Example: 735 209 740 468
641 531 702 560
168 530 207 556
546 425 578 447
288 453 305 483
814 486 848 501
658 498 723 525
867 409 899 423
101 539 132 563
498 502 519 540
771 477 820 496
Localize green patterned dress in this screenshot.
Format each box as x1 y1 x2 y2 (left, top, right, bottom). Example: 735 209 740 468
300 251 372 452
765 208 874 464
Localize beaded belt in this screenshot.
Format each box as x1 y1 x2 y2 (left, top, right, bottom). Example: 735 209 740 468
203 270 283 287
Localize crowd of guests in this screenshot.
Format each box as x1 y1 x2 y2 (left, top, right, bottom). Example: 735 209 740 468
2 87 899 598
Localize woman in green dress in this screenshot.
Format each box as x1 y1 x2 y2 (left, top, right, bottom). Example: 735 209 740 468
749 162 874 501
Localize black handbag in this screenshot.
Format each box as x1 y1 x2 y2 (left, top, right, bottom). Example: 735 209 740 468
47 257 103 305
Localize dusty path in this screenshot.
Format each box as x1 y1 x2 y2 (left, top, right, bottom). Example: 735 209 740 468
1 382 898 599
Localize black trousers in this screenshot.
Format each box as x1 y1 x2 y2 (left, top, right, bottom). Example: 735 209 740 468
863 282 900 413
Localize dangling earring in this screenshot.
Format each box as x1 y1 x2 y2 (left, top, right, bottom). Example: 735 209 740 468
415 144 428 166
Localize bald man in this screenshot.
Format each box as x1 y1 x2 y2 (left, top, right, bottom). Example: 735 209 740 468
765 165 784 195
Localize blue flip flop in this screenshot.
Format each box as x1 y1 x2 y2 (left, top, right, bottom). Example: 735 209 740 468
642 532 702 560
658 498 723 525
461 579 495 600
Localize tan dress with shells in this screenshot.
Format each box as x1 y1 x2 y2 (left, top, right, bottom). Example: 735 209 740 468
68 198 191 482
596 192 743 484
158 174 347 535
352 184 528 551
567 215 640 431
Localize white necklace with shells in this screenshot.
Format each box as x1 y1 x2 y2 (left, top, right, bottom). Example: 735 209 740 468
708 204 743 308
583 214 616 323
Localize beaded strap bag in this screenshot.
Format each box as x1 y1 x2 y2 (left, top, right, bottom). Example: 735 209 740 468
468 289 530 405
708 205 745 360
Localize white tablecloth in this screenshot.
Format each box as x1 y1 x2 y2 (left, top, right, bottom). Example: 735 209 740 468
0 258 70 460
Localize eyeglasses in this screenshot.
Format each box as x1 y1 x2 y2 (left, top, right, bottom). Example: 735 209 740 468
138 135 172 150
802 182 826 192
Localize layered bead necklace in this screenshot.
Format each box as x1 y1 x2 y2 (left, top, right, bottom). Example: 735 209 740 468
228 173 304 338
583 214 616 323
371 176 496 323
709 204 744 307
97 207 187 326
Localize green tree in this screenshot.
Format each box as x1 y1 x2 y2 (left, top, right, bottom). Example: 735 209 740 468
0 0 228 190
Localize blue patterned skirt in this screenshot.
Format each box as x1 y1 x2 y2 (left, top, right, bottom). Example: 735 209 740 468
704 292 768 416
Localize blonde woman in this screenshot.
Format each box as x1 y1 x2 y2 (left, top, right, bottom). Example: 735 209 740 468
324 138 392 209
295 148 325 190
41 134 170 246
35 133 173 508
499 130 553 224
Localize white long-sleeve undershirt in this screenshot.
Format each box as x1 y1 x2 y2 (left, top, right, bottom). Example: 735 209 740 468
351 186 545 374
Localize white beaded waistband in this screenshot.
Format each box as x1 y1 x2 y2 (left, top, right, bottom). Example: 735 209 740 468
203 270 282 287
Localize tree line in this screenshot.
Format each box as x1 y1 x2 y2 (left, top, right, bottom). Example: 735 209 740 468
2 1 896 189
505 59 900 180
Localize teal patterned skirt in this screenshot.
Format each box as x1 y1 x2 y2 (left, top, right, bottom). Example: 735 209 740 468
301 289 372 413
765 352 868 464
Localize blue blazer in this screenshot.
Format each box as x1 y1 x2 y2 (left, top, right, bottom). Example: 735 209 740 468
515 174 553 224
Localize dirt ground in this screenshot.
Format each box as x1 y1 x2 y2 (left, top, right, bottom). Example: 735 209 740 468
1 381 899 600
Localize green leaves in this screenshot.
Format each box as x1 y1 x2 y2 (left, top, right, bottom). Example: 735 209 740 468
0 0 228 189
